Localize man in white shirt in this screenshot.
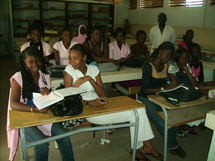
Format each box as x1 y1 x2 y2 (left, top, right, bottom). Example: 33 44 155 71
149 13 176 53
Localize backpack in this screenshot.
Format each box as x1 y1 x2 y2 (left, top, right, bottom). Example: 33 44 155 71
157 84 202 106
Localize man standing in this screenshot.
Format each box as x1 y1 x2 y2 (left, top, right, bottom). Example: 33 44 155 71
149 13 176 53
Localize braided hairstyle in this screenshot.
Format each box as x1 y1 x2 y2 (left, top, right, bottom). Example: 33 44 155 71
150 41 175 60
18 46 47 99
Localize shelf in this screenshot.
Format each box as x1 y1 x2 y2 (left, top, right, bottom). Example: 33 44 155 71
68 10 88 13
14 8 40 11
42 8 64 11
43 17 65 21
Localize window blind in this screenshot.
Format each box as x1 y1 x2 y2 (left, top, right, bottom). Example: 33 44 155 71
169 0 203 7
140 0 164 8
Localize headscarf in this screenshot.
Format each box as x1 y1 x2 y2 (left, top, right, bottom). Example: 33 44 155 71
72 24 87 44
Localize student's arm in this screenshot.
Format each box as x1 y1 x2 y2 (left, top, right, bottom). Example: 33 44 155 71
183 66 198 87
64 71 73 87
53 48 60 65
198 62 204 82
64 71 107 107
91 74 106 97
10 80 48 113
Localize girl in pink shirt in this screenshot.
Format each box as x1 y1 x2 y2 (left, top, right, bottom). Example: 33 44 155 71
178 29 194 51
7 47 75 161
109 28 131 61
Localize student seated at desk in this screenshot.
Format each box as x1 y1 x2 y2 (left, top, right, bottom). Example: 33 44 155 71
109 27 131 63
171 48 215 89
130 30 149 61
84 26 114 64
7 47 75 161
72 24 87 44
169 48 215 136
137 42 187 159
20 25 51 65
178 29 194 52
53 27 78 65
64 44 163 161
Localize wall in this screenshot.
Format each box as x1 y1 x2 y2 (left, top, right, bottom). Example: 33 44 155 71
114 0 129 27
115 0 215 50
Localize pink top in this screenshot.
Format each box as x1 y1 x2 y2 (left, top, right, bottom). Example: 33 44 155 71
178 41 188 50
6 71 52 161
72 25 87 44
191 65 201 79
109 41 131 60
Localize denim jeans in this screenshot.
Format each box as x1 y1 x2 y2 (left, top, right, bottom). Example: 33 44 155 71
24 123 75 161
138 96 178 149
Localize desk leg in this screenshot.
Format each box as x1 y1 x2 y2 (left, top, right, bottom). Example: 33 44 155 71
132 109 139 161
161 106 168 161
207 131 215 161
20 128 29 161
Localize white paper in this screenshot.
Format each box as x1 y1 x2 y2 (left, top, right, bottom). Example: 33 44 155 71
54 87 86 97
33 87 86 110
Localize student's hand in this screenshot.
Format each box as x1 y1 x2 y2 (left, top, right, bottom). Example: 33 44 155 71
40 87 50 95
90 97 108 107
73 76 91 87
164 83 178 90
34 107 49 113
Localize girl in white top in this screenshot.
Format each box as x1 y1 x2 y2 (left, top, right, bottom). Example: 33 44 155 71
64 44 163 161
53 28 78 65
20 26 51 65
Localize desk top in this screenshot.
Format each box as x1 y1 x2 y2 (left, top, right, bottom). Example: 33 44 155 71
51 67 142 83
10 96 143 129
148 95 215 110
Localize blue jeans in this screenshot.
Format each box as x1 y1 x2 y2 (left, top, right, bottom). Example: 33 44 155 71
24 123 75 161
138 96 178 149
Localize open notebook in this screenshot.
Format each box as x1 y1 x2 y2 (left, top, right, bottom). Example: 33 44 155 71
33 87 86 110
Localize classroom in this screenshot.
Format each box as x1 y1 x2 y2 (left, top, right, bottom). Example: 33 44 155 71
1 0 215 161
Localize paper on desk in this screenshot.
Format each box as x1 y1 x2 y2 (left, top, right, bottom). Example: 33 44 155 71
33 87 86 110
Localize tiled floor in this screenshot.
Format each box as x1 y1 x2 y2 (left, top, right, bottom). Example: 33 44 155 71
0 57 213 161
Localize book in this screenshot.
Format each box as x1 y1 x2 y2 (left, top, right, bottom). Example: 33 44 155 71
33 87 86 110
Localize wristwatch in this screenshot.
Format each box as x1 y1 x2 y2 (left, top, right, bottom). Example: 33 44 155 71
161 87 164 91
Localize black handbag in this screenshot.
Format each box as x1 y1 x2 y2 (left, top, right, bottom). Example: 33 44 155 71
50 94 83 117
157 85 202 106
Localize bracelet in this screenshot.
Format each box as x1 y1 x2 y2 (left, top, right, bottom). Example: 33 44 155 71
30 107 34 113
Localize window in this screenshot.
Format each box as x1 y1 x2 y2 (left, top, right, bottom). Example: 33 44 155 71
140 0 164 8
169 0 203 7
130 0 137 9
211 0 215 5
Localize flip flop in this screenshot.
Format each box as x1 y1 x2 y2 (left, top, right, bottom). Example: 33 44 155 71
130 149 151 161
140 149 163 161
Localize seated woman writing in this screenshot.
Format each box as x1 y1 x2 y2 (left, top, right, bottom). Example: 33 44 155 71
64 44 163 161
137 42 186 159
7 47 75 161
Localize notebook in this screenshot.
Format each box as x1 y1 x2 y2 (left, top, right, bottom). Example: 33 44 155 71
33 87 86 110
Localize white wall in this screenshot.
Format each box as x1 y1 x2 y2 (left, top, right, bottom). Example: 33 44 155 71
115 0 215 28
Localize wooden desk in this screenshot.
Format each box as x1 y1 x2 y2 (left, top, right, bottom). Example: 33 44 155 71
148 95 215 161
51 67 142 88
10 96 143 161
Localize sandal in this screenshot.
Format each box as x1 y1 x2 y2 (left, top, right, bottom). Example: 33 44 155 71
130 149 151 161
140 149 163 161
